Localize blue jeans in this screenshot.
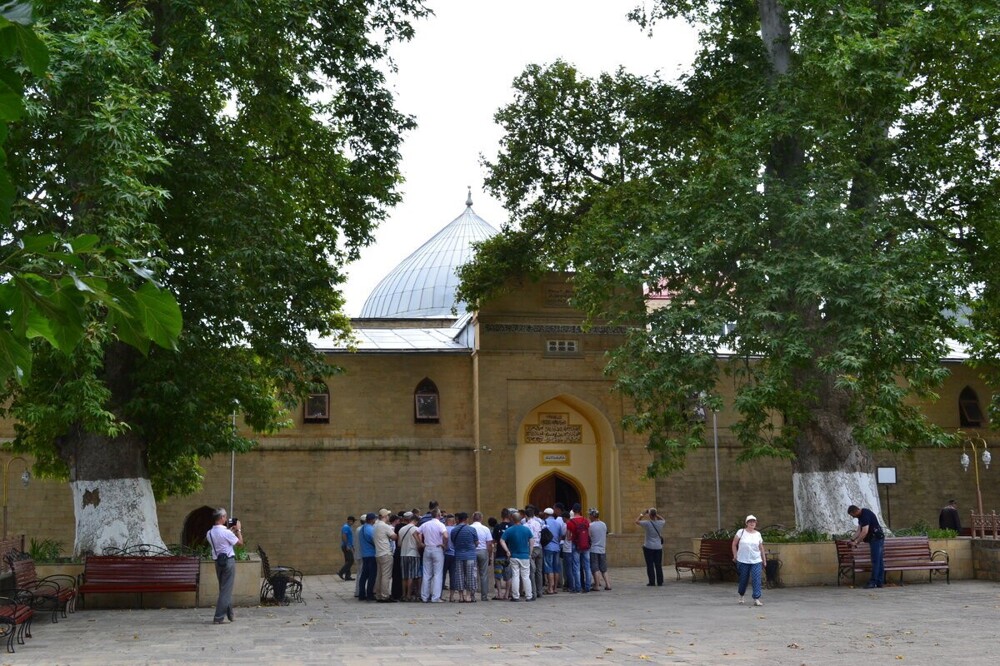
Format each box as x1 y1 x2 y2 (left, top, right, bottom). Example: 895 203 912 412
543 550 561 575
868 538 885 587
643 546 664 585
358 556 377 600
570 549 591 591
737 561 763 599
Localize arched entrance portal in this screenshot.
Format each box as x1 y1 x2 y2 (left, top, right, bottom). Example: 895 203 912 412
515 394 622 530
528 471 582 513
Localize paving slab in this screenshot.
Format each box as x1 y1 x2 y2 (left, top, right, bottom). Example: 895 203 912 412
7 567 1000 665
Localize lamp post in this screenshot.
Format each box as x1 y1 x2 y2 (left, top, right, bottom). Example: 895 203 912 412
712 410 721 531
2 457 31 538
960 436 991 516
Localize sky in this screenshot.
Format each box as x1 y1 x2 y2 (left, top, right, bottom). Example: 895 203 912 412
340 1 699 316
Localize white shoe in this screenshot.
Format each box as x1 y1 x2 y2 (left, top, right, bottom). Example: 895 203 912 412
738 596 744 605
753 598 763 607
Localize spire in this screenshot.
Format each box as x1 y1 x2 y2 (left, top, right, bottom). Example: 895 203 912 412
466 186 473 208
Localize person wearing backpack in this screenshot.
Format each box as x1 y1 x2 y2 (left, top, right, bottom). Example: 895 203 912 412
566 502 592 593
636 507 666 586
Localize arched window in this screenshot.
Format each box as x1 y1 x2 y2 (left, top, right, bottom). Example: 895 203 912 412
304 379 330 424
959 386 984 428
414 378 440 424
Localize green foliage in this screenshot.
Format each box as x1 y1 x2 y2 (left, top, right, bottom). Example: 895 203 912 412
28 536 63 562
0 2 181 390
703 525 832 542
461 2 999 489
706 523 958 542
2 0 429 500
893 520 957 538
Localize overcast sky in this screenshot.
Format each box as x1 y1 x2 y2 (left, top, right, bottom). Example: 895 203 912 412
340 1 698 316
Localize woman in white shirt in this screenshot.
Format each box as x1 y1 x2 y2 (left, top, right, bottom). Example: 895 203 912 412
731 514 766 606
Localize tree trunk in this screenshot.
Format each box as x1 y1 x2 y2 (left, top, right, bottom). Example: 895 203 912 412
791 372 886 534
57 343 166 556
756 0 885 535
70 476 166 557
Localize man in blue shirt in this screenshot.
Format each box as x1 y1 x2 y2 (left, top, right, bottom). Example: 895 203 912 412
500 511 535 601
848 505 885 588
543 507 565 595
338 515 356 581
358 513 378 601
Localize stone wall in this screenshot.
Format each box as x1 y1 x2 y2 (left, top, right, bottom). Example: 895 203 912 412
972 539 1000 582
654 434 1000 560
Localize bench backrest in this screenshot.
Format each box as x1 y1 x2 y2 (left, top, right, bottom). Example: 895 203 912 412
852 536 932 565
835 540 855 563
83 555 200 584
699 539 732 560
258 546 274 578
0 537 22 574
9 555 38 588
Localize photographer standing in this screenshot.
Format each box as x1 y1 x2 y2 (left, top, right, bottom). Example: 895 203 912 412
207 508 243 624
635 508 666 587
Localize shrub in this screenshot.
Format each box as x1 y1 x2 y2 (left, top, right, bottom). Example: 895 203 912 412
28 537 63 562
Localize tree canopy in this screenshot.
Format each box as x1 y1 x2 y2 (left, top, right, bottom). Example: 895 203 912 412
459 1 999 529
0 2 181 387
2 0 428 510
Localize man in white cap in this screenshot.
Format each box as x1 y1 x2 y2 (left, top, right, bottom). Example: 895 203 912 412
543 507 565 594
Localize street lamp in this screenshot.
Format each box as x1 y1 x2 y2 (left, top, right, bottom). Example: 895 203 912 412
2 456 31 538
960 436 990 516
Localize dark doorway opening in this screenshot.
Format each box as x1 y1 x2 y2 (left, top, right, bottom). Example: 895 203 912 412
528 472 582 512
181 505 216 549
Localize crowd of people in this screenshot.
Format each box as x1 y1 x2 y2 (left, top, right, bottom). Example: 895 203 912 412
338 501 611 603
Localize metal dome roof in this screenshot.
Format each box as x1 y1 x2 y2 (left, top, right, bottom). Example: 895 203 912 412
359 194 498 318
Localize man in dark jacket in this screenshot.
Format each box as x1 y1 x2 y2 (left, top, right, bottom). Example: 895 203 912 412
848 505 885 589
939 499 961 532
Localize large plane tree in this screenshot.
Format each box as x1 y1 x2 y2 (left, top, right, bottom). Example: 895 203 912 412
2 0 428 555
459 1 999 533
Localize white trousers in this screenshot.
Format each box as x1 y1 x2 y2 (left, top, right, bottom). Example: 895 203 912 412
510 557 532 600
420 546 445 602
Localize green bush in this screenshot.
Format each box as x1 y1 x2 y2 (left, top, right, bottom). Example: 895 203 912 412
703 525 834 543
28 537 63 562
704 520 959 542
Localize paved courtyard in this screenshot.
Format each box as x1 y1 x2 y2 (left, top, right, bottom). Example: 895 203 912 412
7 567 1000 665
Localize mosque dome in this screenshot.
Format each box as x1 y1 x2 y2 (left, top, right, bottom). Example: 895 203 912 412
359 192 498 318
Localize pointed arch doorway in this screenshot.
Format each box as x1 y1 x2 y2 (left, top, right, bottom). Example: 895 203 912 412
528 471 582 513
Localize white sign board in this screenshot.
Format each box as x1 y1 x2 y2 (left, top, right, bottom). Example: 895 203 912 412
876 467 897 484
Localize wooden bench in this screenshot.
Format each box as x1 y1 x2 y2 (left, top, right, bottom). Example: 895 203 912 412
6 552 77 623
674 539 736 582
835 537 949 586
0 591 35 653
77 555 201 608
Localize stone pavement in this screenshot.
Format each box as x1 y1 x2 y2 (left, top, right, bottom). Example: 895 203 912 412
7 567 1000 665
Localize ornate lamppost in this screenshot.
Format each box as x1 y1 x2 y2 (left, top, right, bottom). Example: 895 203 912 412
2 457 31 538
960 436 991 516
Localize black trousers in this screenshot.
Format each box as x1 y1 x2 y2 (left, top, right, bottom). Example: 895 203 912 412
643 546 664 586
338 546 354 578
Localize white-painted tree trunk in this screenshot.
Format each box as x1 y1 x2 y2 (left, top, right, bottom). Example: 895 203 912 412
71 478 166 556
793 471 888 535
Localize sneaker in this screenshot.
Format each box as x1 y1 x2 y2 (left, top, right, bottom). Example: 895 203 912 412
753 599 763 607
738 596 745 605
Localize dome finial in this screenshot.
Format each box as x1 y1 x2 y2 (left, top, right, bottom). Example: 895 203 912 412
465 186 473 208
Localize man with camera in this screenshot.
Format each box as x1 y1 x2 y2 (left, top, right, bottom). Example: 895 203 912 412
207 508 243 624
